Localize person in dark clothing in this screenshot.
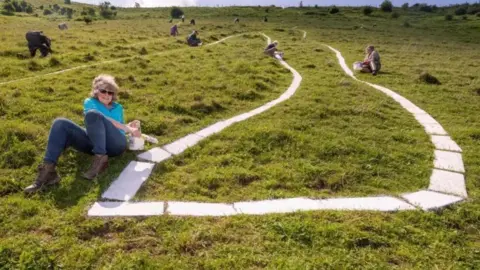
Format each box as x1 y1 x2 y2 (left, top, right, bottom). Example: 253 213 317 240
264 16 268 22
190 19 196 25
187 30 202 47
234 18 240 23
26 31 52 58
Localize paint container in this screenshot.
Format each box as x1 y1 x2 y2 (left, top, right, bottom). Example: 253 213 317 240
353 61 363 71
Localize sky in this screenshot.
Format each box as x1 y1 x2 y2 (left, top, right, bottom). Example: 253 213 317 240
75 0 479 7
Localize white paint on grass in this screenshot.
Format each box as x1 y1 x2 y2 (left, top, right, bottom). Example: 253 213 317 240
87 31 467 217
101 161 155 201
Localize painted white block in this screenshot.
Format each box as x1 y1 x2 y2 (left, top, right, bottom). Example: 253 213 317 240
102 161 155 201
137 147 172 163
315 196 415 211
423 123 448 135
234 198 320 215
195 121 232 137
163 134 204 155
428 169 467 197
402 190 464 210
414 114 439 125
434 150 465 173
167 201 237 216
88 201 164 216
431 135 462 152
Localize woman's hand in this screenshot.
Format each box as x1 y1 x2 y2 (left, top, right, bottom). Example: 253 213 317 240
130 128 142 138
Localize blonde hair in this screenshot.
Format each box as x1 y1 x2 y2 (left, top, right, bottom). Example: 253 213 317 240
273 40 279 45
90 74 119 103
365 45 375 53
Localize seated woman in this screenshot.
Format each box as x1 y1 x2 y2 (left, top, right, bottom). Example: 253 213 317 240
24 74 142 193
187 30 202 47
264 40 283 58
170 24 179 36
361 45 381 75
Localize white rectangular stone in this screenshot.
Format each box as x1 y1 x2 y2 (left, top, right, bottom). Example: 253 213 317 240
137 147 172 163
234 198 320 215
402 190 464 210
428 169 467 197
315 196 415 211
423 123 448 135
88 201 164 216
167 201 237 216
434 150 465 173
195 121 231 137
414 114 439 125
102 161 155 201
431 135 462 152
163 133 204 155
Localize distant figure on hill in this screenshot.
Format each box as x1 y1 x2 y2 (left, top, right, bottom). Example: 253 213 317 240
181 14 185 22
190 19 196 25
264 16 268 22
187 30 202 46
264 40 283 58
234 17 240 23
58 23 68 30
24 74 142 194
26 31 52 58
170 24 179 36
361 45 381 75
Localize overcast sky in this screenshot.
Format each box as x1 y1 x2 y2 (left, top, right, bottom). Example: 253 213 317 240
75 0 478 7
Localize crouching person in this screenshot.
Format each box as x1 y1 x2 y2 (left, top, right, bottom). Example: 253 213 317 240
26 31 52 58
24 74 142 194
187 30 202 47
264 40 283 59
361 45 381 75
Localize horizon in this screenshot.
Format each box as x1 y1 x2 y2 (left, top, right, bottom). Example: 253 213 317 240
73 0 480 8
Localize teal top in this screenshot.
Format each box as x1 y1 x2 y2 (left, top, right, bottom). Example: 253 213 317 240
83 97 125 135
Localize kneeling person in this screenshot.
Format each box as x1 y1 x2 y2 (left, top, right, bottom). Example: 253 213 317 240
187 30 202 47
26 31 52 57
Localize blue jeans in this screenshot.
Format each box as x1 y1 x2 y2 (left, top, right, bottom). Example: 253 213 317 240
44 110 127 164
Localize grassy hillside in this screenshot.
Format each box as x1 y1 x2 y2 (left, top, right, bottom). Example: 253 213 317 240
0 4 479 269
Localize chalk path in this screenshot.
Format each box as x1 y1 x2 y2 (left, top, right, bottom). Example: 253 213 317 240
87 31 466 216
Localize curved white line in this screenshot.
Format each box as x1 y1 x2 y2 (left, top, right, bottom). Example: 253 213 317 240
88 32 467 217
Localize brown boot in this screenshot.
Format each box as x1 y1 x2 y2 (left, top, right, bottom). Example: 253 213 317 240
82 155 108 180
24 163 61 194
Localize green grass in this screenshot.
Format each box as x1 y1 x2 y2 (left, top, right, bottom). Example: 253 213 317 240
1 5 480 269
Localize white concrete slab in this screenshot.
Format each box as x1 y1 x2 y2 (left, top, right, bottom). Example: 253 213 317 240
163 133 204 155
431 135 462 152
434 150 465 173
428 169 467 197
137 147 172 163
315 196 416 211
102 161 155 201
414 114 439 125
423 123 448 135
195 121 232 137
88 201 164 216
402 190 464 210
234 198 320 215
167 201 238 216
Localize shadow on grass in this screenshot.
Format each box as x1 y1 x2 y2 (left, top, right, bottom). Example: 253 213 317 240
46 151 136 209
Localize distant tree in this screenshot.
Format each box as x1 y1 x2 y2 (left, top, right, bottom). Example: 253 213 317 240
110 5 116 10
60 7 66 15
99 1 115 18
445 14 453 21
87 7 95 16
53 4 60 12
363 6 373 15
20 0 28 12
2 1 15 14
170 6 184 18
39 5 43 10
134 2 140 8
64 0 71 4
299 1 303 8
314 4 319 8
43 9 53 15
401 3 409 10
25 4 33 13
329 6 339 14
84 16 92 24
66 8 73 18
380 0 393 12
455 7 467 16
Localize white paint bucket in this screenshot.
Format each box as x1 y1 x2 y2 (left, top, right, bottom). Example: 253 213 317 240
128 136 145 151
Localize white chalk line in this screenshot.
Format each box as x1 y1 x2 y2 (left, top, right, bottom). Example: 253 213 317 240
88 31 466 217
